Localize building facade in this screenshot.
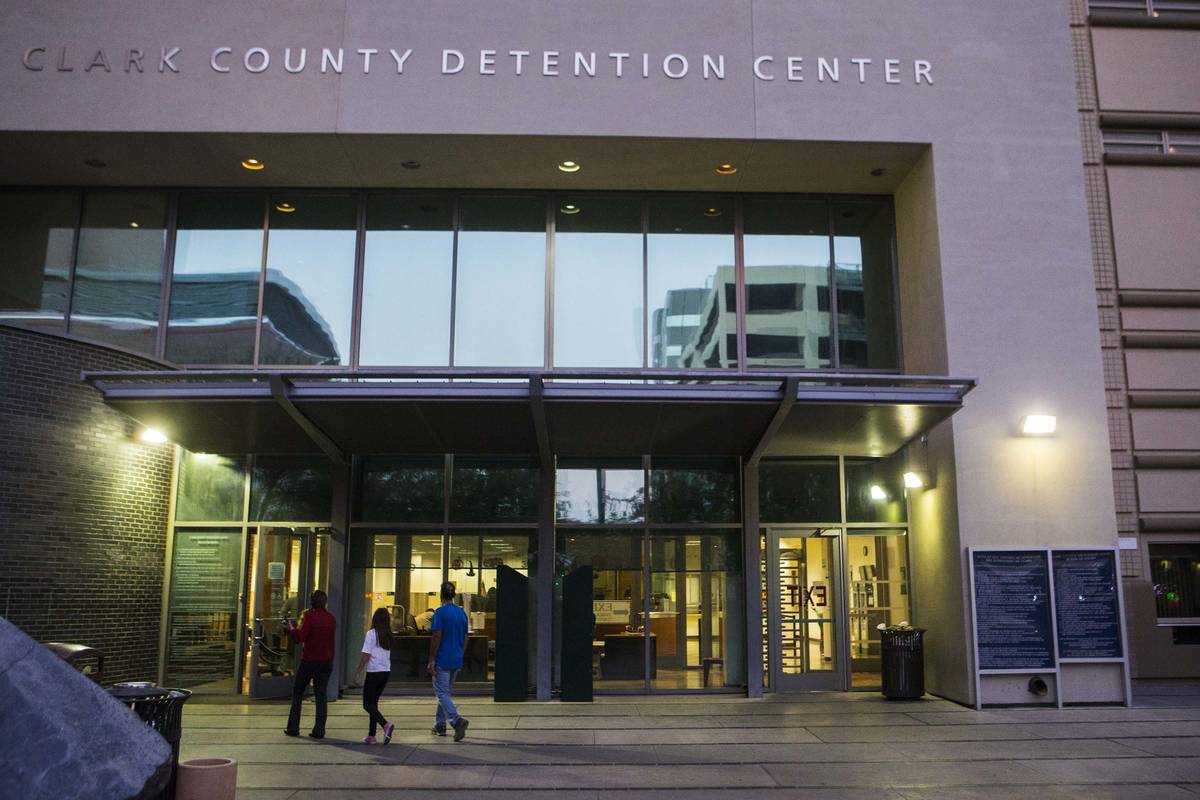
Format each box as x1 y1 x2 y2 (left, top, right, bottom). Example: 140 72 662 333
3 0 1189 703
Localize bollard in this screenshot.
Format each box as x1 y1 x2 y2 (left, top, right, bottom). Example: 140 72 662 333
176 757 237 800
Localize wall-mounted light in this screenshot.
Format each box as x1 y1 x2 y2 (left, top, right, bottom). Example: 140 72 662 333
1021 414 1057 436
869 485 887 501
903 471 929 490
140 428 169 444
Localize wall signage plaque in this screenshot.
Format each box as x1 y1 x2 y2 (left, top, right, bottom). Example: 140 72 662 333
1052 550 1122 660
971 550 1055 670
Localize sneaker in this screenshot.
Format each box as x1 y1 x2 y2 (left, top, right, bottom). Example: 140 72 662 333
283 729 300 738
431 725 446 736
383 723 395 744
452 717 469 742
362 736 377 745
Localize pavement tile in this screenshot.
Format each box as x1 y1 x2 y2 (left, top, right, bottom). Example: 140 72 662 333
180 742 416 765
597 791 906 800
1019 756 1200 784
719 713 925 727
650 742 905 764
593 727 821 745
896 787 1197 800
1020 721 1200 739
286 792 599 800
237 764 496 789
765 760 1046 788
488 763 777 789
404 742 662 765
806 724 1046 743
887 739 1149 761
1113 738 1200 756
516 715 727 729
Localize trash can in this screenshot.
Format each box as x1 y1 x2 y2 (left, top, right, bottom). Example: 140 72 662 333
44 642 105 684
108 682 192 800
879 627 926 700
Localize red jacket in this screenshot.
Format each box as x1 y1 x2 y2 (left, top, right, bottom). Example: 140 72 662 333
290 607 336 662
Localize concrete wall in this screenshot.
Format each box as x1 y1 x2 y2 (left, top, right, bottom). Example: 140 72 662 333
0 324 174 683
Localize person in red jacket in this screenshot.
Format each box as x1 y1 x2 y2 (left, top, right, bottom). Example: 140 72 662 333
283 589 336 739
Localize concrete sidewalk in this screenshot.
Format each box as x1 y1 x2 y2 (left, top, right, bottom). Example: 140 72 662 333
178 689 1200 799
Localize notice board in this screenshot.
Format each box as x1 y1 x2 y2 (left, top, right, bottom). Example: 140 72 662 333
971 550 1055 670
1052 550 1123 660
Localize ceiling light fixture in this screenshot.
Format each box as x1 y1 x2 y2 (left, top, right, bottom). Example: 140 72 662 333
703 207 723 217
560 203 581 215
870 167 885 177
129 222 139 228
140 428 169 444
401 160 421 170
557 160 581 173
241 158 265 171
275 202 296 213
1021 414 1057 436
715 163 738 175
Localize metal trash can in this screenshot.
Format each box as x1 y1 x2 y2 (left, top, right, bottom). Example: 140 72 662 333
108 682 192 800
880 627 926 700
44 642 105 684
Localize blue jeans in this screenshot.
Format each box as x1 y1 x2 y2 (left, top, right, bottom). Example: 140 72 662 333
433 668 460 729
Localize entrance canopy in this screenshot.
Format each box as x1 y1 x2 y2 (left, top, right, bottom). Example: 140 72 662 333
84 368 974 461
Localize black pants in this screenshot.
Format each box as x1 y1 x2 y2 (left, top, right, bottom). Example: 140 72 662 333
362 671 391 736
286 659 332 736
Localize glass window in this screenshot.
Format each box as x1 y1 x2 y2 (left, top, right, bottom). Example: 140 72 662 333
347 532 445 685
649 532 745 689
844 457 907 524
556 460 644 523
261 192 356 365
553 195 643 367
650 457 739 523
1151 543 1200 620
647 196 736 369
249 456 332 522
759 459 840 522
356 456 444 523
0 190 78 330
70 191 167 354
449 457 539 522
847 529 910 687
175 451 246 522
166 193 263 365
743 198 831 369
555 529 645 689
832 199 898 370
455 195 546 367
360 194 453 366
164 528 243 688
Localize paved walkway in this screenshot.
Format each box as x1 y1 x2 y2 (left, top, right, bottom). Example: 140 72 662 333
179 687 1200 799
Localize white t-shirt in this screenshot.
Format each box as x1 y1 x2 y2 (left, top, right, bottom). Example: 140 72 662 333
361 628 391 673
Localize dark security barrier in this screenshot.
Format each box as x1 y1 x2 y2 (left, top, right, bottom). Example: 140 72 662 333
494 564 529 701
880 628 926 700
108 683 192 799
561 566 593 702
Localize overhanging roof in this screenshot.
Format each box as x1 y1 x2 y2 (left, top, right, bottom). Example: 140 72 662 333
83 368 974 460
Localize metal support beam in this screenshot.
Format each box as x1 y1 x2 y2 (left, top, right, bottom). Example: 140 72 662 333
269 374 347 466
530 377 555 700
743 377 799 698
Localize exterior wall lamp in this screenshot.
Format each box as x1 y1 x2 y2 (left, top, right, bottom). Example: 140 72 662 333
1020 414 1057 436
140 427 169 444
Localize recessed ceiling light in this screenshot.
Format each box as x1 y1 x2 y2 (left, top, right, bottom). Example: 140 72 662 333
84 158 106 169
275 202 296 213
558 160 581 173
401 160 421 170
715 163 738 175
241 158 265 171
129 222 139 228
560 203 581 215
703 207 723 217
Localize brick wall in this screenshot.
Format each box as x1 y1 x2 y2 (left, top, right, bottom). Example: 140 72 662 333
0 324 174 683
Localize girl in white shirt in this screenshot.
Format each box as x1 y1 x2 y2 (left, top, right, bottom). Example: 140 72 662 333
356 607 394 744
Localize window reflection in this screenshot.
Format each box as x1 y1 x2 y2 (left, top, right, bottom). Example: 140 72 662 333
844 456 907 524
261 193 356 366
166 193 264 365
70 191 167 354
743 198 831 368
455 196 546 367
648 196 736 368
0 190 78 331
360 194 453 366
553 196 643 367
833 200 898 369
556 460 644 523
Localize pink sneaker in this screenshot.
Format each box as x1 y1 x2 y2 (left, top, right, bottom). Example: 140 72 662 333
383 723 395 744
362 736 377 745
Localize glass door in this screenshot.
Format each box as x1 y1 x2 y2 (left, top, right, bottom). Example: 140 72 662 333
766 528 844 691
246 527 322 698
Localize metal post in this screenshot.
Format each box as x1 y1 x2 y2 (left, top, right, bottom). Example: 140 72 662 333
536 461 555 700
742 462 763 697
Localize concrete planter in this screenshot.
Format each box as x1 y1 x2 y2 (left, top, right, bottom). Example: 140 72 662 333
176 757 237 800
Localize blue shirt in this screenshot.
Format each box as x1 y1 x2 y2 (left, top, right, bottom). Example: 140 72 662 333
431 603 468 670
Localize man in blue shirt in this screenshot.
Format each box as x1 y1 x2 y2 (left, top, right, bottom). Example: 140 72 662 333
427 581 470 741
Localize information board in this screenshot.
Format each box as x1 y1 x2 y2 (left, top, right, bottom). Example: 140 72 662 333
972 550 1055 670
1052 550 1123 659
